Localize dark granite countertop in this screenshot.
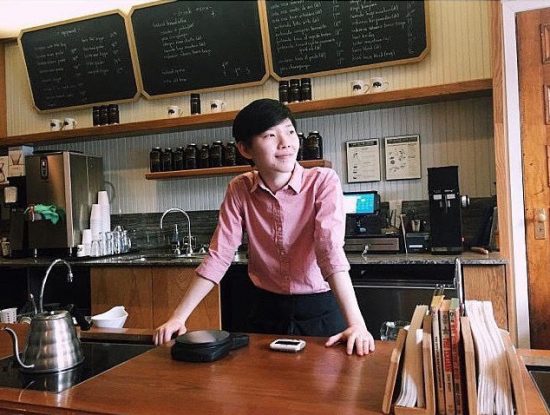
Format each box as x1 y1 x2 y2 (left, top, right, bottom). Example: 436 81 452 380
0 251 505 268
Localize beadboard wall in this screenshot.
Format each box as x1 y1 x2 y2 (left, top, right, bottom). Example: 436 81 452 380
35 97 495 214
2 0 494 214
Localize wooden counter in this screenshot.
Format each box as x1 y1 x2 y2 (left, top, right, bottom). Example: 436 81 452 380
0 328 547 415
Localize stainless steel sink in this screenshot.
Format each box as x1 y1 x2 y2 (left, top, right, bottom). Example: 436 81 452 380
129 253 208 262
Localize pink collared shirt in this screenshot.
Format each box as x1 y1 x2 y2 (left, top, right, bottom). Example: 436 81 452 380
195 163 350 294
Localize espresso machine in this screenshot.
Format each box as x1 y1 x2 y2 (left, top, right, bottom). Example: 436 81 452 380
428 166 469 254
25 151 104 255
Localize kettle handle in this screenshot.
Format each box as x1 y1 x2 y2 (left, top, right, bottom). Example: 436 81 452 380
1 327 34 369
64 304 92 331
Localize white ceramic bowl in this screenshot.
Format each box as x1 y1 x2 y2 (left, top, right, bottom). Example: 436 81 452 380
91 306 128 328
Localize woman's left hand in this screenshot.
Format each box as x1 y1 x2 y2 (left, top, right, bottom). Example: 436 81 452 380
325 324 375 356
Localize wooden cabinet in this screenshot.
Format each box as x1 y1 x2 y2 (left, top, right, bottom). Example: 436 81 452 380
462 264 508 330
91 267 220 330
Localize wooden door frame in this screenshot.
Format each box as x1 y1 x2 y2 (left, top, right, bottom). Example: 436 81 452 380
498 0 550 348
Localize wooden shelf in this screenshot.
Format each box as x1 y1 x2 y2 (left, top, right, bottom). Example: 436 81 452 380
145 159 332 180
0 79 492 148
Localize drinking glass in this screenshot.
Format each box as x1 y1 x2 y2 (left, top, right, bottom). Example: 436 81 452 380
380 320 410 341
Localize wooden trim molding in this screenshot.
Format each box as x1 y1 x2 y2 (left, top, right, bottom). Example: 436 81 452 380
542 23 550 63
0 42 6 138
490 0 517 345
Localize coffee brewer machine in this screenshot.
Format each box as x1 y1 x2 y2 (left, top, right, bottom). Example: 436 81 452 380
428 166 469 254
25 151 104 255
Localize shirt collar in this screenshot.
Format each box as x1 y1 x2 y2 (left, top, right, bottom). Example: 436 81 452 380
250 163 304 194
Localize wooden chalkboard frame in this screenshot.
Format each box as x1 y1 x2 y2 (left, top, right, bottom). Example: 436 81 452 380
260 1 431 81
17 10 140 113
128 0 270 99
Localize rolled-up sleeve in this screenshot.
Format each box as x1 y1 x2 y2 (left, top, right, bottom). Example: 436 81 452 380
196 178 245 284
313 170 350 278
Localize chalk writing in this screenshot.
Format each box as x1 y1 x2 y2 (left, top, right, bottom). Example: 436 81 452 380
131 1 266 96
266 0 427 78
19 13 137 110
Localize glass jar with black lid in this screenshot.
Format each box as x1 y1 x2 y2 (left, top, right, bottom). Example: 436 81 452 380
173 147 185 170
149 147 162 172
198 144 210 169
224 141 237 166
305 131 323 160
185 144 198 169
210 141 224 167
162 148 174 171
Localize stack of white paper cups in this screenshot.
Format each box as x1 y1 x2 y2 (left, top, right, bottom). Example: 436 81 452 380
81 229 92 256
90 204 102 241
98 191 110 233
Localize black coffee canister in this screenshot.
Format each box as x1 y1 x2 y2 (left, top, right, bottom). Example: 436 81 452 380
150 147 162 172
190 94 201 115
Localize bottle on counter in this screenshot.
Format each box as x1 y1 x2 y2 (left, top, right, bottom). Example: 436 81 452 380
149 147 162 172
300 78 312 101
209 140 224 167
99 105 109 126
278 80 289 104
92 106 101 126
224 141 237 166
190 93 201 115
198 144 210 169
162 148 174 171
184 143 198 169
305 131 323 160
173 146 184 171
289 79 301 103
108 104 119 125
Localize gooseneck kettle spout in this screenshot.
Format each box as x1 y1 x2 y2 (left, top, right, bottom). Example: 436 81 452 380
39 258 74 313
2 327 34 369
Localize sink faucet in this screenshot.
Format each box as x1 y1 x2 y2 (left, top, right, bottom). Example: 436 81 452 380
160 208 194 255
39 258 74 313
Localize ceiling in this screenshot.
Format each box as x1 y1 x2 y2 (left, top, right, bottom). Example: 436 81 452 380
0 0 152 39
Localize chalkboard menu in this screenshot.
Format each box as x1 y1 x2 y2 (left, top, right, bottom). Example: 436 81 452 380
130 1 268 98
18 11 139 111
265 1 428 79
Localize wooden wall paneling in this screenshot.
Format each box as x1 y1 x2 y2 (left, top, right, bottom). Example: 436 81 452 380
0 42 6 138
151 267 221 330
90 267 154 329
463 265 508 330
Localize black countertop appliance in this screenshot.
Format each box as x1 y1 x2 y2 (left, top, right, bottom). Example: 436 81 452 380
428 166 469 254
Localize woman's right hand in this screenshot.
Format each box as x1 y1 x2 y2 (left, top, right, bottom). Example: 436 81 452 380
153 317 187 345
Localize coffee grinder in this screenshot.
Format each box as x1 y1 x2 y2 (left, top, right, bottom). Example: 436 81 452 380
428 166 469 254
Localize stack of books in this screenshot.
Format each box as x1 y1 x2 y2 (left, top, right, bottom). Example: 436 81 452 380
382 298 526 415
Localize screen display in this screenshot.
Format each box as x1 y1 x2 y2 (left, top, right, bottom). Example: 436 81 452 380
274 340 301 346
343 192 377 214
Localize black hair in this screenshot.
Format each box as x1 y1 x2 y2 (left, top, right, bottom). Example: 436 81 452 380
232 99 296 147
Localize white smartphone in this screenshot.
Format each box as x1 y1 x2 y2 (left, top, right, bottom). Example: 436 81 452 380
269 338 306 352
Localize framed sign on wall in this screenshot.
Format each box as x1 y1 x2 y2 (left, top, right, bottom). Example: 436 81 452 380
345 138 381 183
383 134 421 180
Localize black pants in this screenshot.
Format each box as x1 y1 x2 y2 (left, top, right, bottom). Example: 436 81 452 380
247 287 347 337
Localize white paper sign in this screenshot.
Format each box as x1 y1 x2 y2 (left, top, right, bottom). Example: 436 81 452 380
384 135 421 180
346 139 381 183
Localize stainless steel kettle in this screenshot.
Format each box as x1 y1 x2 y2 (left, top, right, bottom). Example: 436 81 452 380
2 310 84 373
0 258 83 373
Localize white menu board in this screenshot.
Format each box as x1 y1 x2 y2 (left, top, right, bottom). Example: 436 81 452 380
345 139 381 183
384 135 421 180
